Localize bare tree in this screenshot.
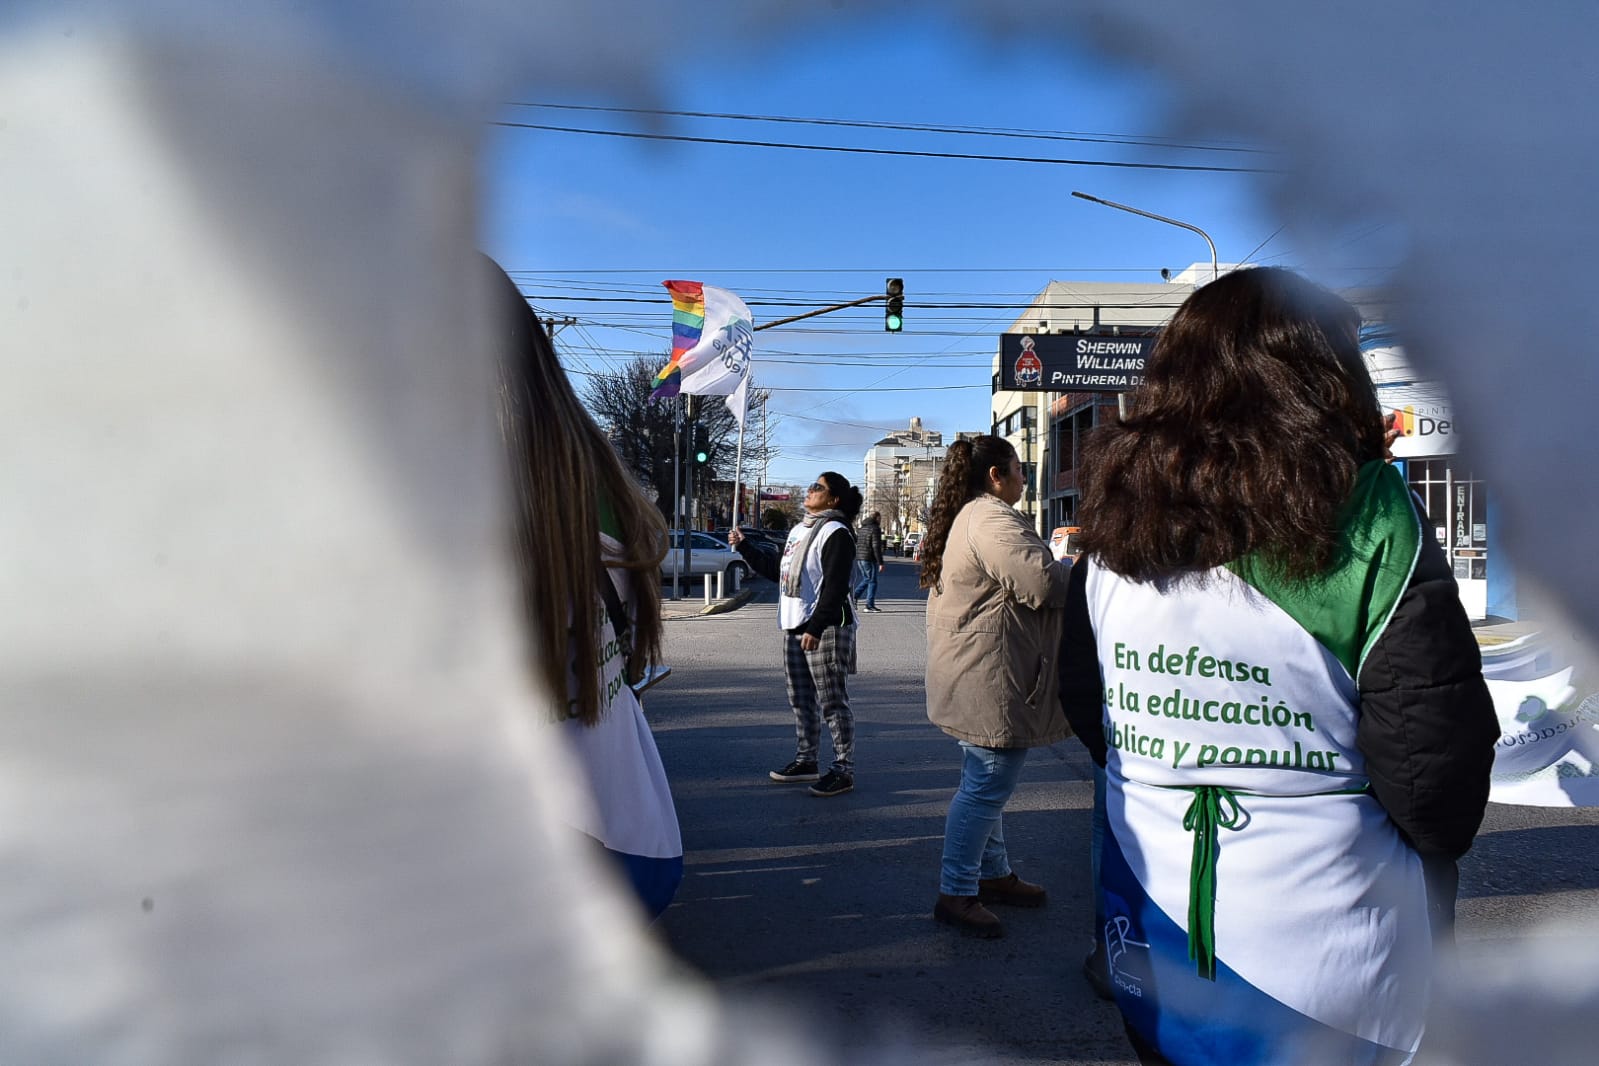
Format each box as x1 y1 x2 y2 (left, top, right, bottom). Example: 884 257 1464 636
868 482 903 541
579 354 766 517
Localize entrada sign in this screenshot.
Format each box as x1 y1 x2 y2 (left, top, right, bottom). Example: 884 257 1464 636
998 332 1156 392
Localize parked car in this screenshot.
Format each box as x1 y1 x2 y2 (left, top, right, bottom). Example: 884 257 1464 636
904 532 923 560
663 530 749 583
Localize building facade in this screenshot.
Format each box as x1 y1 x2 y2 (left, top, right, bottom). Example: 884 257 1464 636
988 272 1499 620
991 276 1204 533
1362 324 1495 620
861 417 948 542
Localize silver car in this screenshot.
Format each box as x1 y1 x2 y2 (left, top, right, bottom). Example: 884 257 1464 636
664 530 750 583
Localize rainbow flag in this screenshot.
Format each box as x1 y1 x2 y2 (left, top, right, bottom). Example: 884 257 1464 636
651 281 707 399
649 282 755 429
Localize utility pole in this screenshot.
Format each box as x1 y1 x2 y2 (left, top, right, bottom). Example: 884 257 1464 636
539 315 578 339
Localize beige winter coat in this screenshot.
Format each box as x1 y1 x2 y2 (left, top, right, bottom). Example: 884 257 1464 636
925 493 1073 748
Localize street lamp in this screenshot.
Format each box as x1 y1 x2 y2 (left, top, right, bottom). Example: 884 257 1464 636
1071 191 1218 282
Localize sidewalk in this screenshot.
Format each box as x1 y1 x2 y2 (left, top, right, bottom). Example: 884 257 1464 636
1474 615 1542 645
648 556 1132 1064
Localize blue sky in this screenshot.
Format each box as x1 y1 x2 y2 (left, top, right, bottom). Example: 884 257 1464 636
483 15 1294 487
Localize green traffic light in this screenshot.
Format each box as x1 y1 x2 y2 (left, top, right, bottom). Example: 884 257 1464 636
885 312 903 332
695 450 709 463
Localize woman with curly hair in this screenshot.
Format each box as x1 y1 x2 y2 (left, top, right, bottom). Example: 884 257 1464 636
921 435 1073 938
1059 268 1497 1064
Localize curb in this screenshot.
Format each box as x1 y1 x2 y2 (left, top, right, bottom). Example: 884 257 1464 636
699 585 758 616
662 581 763 620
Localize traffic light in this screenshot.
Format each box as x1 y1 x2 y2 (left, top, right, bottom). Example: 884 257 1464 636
692 425 710 466
885 277 904 333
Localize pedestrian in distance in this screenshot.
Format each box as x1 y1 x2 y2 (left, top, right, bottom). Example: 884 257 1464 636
853 510 886 611
920 435 1072 938
729 472 863 798
1059 267 1498 1065
493 257 684 919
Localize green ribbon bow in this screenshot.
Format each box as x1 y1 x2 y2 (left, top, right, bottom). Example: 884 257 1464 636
1181 785 1244 981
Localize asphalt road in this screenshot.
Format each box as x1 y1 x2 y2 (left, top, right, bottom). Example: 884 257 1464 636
645 557 1599 1064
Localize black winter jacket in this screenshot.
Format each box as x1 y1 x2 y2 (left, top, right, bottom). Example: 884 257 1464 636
855 519 885 565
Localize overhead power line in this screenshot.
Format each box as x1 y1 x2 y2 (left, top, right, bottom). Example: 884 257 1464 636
507 266 1182 274
519 292 1192 311
506 102 1268 156
491 121 1274 175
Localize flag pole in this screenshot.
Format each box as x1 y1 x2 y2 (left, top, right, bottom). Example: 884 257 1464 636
731 374 749 528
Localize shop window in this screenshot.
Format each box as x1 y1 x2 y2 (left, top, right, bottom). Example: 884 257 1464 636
1407 458 1488 570
1406 459 1451 542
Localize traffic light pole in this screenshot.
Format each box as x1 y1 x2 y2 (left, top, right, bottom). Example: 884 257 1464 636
753 292 885 331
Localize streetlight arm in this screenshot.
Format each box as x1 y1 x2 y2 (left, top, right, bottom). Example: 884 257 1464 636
1071 190 1218 282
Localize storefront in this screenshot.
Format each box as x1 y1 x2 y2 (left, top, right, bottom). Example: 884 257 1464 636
1365 327 1498 619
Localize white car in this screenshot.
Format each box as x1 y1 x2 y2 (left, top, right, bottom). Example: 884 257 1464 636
904 532 923 559
663 530 750 583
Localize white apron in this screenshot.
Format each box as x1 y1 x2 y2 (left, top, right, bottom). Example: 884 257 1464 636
1087 462 1431 1065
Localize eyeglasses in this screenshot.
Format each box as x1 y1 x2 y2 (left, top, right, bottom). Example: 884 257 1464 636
807 482 828 493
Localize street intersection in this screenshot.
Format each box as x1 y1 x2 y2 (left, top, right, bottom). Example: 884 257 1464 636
648 559 1599 1064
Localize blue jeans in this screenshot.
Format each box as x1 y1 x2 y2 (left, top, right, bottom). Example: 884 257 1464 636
853 560 878 608
939 741 1029 896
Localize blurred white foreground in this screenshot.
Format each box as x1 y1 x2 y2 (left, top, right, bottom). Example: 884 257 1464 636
3 2 1598 1063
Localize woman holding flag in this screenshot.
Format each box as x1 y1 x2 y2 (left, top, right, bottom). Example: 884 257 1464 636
729 473 863 798
656 279 866 797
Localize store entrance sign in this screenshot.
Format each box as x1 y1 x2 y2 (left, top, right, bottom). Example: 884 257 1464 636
998 332 1155 392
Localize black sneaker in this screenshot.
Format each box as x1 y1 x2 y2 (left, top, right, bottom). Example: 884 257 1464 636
769 759 819 783
808 769 855 797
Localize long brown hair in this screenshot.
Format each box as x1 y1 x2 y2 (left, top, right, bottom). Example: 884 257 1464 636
1078 267 1383 583
918 434 1017 589
493 259 666 724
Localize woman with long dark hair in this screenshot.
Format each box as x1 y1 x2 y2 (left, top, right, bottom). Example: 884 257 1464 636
730 471 863 798
921 435 1072 938
1060 268 1498 1064
494 259 683 918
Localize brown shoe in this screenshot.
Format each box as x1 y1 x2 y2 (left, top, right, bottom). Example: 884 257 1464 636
933 893 1004 938
977 871 1047 909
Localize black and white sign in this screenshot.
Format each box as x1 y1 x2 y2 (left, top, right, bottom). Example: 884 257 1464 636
997 332 1156 392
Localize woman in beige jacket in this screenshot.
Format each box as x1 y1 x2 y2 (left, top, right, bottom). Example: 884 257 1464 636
921 435 1072 938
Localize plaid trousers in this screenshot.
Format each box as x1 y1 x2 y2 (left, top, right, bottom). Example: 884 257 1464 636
783 625 855 775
